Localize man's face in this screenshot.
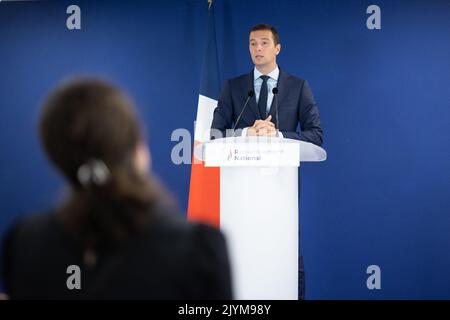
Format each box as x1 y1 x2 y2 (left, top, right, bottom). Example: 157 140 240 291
249 30 281 69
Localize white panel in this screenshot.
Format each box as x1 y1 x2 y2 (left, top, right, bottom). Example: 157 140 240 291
195 137 327 164
220 166 299 300
194 94 217 142
205 138 300 167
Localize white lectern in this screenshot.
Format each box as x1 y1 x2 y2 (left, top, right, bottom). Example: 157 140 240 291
195 136 326 300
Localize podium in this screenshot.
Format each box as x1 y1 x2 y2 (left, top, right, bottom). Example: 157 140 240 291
195 136 326 299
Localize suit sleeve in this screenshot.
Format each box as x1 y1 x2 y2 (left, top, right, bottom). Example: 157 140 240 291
281 80 324 146
210 80 233 140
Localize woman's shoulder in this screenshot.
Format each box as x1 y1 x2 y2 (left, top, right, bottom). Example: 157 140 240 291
134 212 232 299
141 211 227 253
4 211 59 246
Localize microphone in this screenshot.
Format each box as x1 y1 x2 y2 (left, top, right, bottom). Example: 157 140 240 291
272 87 280 137
232 90 255 134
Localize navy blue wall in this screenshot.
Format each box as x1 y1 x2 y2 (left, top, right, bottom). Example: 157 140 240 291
0 0 449 299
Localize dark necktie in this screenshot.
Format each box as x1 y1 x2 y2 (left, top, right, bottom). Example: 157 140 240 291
258 75 269 119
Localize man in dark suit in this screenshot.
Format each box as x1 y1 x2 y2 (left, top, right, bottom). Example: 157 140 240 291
211 24 323 146
210 24 324 299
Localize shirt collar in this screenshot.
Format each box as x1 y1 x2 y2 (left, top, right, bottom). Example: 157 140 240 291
254 66 280 81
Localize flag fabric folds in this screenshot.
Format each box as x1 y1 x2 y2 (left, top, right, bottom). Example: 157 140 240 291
187 1 221 227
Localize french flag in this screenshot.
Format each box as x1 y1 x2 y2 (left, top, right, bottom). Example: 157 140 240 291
187 0 220 227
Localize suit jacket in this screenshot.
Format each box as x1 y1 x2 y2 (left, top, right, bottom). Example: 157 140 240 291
1 211 232 300
211 69 323 146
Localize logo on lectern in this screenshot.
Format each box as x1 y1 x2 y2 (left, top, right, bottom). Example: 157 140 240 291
227 149 233 161
226 148 262 162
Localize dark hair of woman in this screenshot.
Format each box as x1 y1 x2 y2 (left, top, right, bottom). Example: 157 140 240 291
39 78 167 263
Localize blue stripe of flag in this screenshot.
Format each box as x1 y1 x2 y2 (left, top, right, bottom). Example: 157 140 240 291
199 3 221 100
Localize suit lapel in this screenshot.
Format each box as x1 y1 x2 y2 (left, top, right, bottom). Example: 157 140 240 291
242 69 289 121
244 70 261 120
268 69 289 119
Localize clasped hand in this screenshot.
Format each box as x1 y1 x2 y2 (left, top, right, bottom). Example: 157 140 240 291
247 115 277 137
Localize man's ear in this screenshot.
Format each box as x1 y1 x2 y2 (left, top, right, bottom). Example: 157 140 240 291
276 43 281 55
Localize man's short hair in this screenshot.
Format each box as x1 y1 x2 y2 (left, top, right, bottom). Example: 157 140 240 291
249 24 280 45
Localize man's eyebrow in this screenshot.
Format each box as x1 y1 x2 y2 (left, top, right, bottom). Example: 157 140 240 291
250 37 271 41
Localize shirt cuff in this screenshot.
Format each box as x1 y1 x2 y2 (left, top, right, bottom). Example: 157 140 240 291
241 127 249 137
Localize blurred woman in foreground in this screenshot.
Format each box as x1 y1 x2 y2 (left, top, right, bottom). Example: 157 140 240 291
1 78 232 299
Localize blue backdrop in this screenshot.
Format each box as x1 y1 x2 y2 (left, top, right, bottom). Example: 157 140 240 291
0 0 449 299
